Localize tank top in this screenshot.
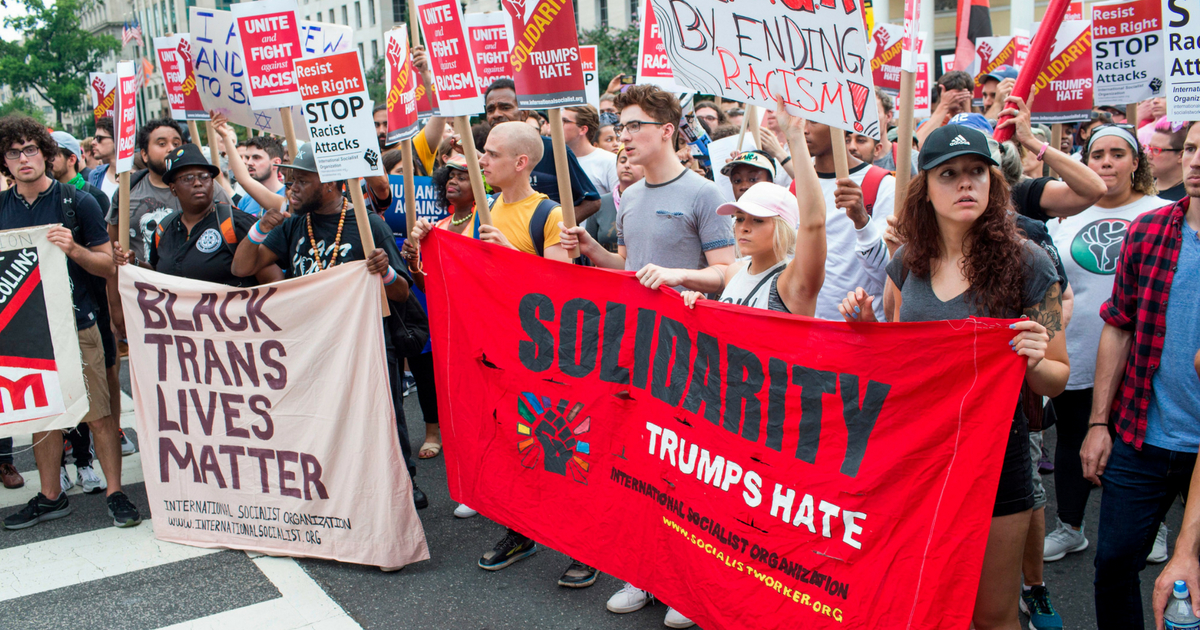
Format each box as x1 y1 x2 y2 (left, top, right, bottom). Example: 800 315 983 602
718 260 787 309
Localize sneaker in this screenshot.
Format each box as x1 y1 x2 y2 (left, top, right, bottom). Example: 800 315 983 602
59 465 75 493
63 437 73 457
76 465 106 494
1148 522 1169 564
402 373 417 397
1019 584 1064 630
478 530 537 570
557 560 598 588
3 493 70 530
413 485 428 510
1038 450 1054 475
607 582 651 613
119 430 137 456
454 504 477 518
0 463 23 489
664 607 696 629
1043 518 1088 562
106 491 142 528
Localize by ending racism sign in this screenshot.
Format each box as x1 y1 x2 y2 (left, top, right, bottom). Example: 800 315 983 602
295 51 384 181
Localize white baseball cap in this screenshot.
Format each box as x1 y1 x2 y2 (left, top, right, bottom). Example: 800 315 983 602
715 182 798 229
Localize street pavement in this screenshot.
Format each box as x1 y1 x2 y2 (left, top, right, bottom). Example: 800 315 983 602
0 359 1185 629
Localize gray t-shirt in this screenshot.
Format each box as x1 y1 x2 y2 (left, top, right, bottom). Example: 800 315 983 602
616 169 732 274
106 172 233 262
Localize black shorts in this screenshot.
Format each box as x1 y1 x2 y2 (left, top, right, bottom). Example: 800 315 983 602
993 410 1035 517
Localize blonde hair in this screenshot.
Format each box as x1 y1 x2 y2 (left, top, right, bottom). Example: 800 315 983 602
733 215 796 263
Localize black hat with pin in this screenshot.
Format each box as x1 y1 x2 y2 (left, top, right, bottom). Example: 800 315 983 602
278 142 318 174
918 124 999 171
162 144 221 184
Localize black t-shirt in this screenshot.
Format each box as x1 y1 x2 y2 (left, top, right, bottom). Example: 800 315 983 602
0 181 108 330
529 137 601 206
1014 213 1069 291
149 204 258 287
262 205 408 281
1159 182 1187 202
1011 176 1052 223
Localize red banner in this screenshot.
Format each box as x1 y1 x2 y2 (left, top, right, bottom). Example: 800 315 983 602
1030 20 1093 123
465 13 514 92
115 61 138 173
501 0 585 108
424 232 1028 630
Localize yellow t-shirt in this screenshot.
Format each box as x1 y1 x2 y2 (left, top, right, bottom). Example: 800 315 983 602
414 127 436 175
469 192 563 256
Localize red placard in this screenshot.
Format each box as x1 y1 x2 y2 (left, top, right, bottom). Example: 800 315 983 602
1066 1 1084 19
901 0 921 71
115 61 138 173
636 0 677 88
425 231 1027 630
416 0 483 116
465 13 513 92
295 51 364 100
156 35 208 121
385 28 421 144
90 73 117 122
1030 20 1093 123
502 0 586 108
870 24 905 95
915 59 931 116
972 35 1028 103
232 0 304 109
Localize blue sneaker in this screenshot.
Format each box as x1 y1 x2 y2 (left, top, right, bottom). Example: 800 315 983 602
1020 584 1063 630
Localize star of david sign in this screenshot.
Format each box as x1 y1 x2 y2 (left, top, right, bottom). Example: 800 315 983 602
254 111 273 131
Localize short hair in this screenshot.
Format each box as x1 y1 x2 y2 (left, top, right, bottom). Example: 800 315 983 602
566 105 600 145
710 123 740 140
615 85 681 142
875 88 894 116
80 137 94 156
95 117 114 138
136 118 183 154
243 135 284 161
472 121 492 155
485 78 516 100
693 101 727 126
0 115 56 178
935 71 974 100
599 93 615 106
1154 119 1189 150
383 149 403 174
490 121 544 165
373 104 387 115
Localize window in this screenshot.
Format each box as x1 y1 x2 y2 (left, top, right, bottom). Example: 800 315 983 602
358 43 365 67
368 0 376 25
572 0 578 21
630 0 637 21
599 0 607 25
329 9 334 22
341 5 348 24
371 39 378 63
355 2 362 27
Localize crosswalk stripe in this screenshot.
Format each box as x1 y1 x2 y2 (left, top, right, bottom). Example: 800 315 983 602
0 452 145 510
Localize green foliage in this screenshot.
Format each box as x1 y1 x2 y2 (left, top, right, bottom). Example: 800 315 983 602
578 22 640 92
0 0 123 125
0 95 48 125
366 57 386 105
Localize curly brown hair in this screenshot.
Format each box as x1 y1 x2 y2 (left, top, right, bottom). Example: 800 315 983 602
0 115 56 179
615 85 681 144
1082 131 1157 197
898 165 1029 316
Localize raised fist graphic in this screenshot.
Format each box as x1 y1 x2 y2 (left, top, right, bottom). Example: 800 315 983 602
534 402 582 476
1080 220 1127 273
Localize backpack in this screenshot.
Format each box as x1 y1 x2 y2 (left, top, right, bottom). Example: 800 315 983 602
485 195 560 257
790 164 889 215
153 202 239 258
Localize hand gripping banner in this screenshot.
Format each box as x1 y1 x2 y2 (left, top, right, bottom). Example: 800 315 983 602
423 231 1027 629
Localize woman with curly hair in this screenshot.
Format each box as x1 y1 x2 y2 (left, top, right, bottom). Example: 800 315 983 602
1042 125 1167 566
838 124 1069 630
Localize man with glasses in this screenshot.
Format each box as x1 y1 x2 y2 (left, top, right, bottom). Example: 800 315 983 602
562 105 618 196
0 115 142 530
1148 119 1188 201
86 117 120 202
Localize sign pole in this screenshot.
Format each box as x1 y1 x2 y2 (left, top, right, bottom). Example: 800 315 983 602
895 70 916 202
408 2 421 47
747 107 762 150
1126 102 1138 127
548 109 580 258
118 172 131 251
187 121 202 149
830 127 851 180
348 179 391 316
993 0 1072 142
402 139 417 236
205 121 222 168
455 115 491 225
279 108 299 162
1049 123 1062 178
735 105 754 152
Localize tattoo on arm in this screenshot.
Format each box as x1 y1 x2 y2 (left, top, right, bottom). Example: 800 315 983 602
1024 282 1064 340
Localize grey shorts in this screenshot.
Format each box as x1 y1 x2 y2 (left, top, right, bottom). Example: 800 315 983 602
1029 431 1046 510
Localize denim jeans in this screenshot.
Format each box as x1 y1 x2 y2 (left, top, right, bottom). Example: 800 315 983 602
1094 439 1194 629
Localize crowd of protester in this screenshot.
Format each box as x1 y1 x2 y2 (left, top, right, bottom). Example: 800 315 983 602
1 54 1198 630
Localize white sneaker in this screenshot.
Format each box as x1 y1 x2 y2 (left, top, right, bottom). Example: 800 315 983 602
119 431 137 456
1044 518 1088 561
76 465 106 494
607 582 650 613
664 607 695 628
59 466 74 493
453 504 477 518
1148 523 1169 564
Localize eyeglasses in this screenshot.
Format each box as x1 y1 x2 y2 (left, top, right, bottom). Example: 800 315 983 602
728 109 745 116
696 114 719 123
174 172 213 185
4 145 40 161
613 120 668 135
1145 146 1181 157
94 134 113 142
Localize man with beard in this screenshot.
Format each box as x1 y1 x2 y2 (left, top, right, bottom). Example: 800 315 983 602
235 135 286 217
86 117 119 202
230 143 426 511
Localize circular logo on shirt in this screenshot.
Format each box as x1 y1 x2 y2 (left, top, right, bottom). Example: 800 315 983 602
196 228 223 254
1070 218 1131 275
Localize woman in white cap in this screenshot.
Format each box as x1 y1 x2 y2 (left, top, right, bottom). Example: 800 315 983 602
838 123 1069 630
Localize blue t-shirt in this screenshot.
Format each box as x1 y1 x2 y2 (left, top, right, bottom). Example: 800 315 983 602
1144 220 1200 452
0 181 109 330
237 184 286 217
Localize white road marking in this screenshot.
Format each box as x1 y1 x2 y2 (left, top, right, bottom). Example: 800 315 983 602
0 453 145 510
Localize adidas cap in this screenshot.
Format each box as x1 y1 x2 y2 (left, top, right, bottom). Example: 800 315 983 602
918 124 998 171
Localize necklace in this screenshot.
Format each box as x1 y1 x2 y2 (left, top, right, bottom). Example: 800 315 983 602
450 211 474 226
305 199 348 271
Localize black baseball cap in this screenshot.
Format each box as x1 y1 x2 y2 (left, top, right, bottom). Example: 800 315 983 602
918 124 999 171
278 142 317 174
162 144 220 184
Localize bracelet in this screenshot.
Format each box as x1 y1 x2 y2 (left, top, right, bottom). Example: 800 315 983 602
1036 142 1049 162
780 156 792 166
1088 423 1108 430
383 266 398 285
247 221 268 244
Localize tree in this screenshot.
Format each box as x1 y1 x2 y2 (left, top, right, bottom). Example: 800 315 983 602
0 95 48 125
0 0 122 125
366 57 386 105
579 22 640 91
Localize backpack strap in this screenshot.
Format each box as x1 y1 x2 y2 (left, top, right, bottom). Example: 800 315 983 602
737 264 786 306
860 165 888 215
529 198 558 258
215 202 238 256
153 211 184 253
56 182 84 244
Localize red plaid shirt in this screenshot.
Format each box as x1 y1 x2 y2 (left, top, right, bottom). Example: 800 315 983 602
1099 197 1189 449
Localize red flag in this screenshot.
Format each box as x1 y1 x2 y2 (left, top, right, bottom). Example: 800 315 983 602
954 0 992 72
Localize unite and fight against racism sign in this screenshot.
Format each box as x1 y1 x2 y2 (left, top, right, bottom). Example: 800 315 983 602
417 0 484 116
464 12 514 92
294 51 385 181
116 60 138 174
424 232 1028 630
231 0 305 110
118 263 429 568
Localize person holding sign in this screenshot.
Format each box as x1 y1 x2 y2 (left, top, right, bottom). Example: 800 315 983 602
838 124 1069 630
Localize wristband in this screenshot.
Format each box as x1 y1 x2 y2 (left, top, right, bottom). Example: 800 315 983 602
383 266 398 285
247 221 268 245
1036 142 1049 162
780 156 792 166
1088 423 1108 430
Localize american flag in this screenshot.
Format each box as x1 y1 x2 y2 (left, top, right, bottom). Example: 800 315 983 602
122 19 144 46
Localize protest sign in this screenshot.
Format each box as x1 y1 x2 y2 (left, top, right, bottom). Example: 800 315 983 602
464 12 514 92
1091 0 1164 105
915 58 931 117
294 51 384 181
231 0 304 110
901 0 921 72
1029 19 1094 123
1163 0 1200 119
156 35 209 121
636 0 682 90
118 263 428 568
416 0 483 116
416 72 440 119
116 61 138 174
89 72 117 122
424 231 1027 630
871 23 906 95
1068 0 1084 19
581 45 601 109
0 227 88 438
501 0 587 108
299 22 353 57
385 28 421 144
972 35 1029 104
646 0 882 138
382 175 443 247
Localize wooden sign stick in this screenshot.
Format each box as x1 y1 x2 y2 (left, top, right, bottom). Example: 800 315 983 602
1127 103 1138 128
736 104 755 152
747 107 762 149
895 70 916 202
548 108 579 258
455 115 491 225
118 172 131 252
279 108 299 162
187 121 202 148
829 127 851 180
348 179 391 316
402 139 417 236
205 121 222 168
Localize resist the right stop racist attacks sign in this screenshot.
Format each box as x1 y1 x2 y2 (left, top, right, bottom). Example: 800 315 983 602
1091 0 1164 105
232 0 304 110
295 51 385 181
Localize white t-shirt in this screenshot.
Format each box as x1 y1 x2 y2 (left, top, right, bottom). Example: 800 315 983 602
814 162 896 320
1049 194 1167 389
719 259 787 309
574 147 619 196
100 172 119 203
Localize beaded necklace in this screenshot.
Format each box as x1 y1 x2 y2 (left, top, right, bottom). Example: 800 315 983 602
305 198 348 271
